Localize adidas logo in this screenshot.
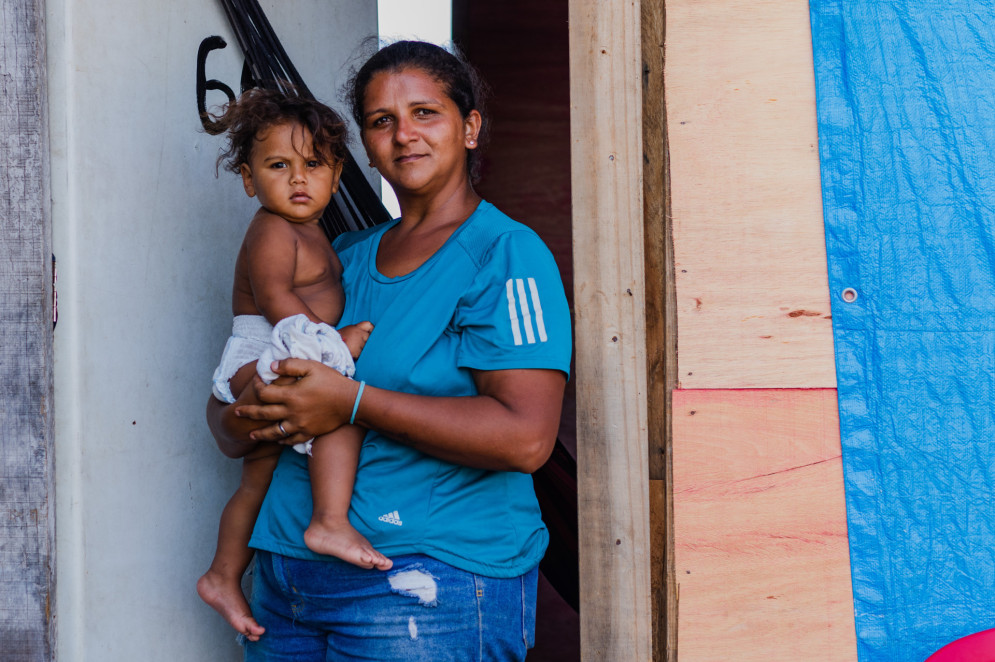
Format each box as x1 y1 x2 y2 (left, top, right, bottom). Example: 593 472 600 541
378 510 403 526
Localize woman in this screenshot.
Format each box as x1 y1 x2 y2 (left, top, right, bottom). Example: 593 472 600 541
207 40 571 661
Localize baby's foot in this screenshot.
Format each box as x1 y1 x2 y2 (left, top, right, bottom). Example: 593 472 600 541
197 569 266 641
304 519 393 570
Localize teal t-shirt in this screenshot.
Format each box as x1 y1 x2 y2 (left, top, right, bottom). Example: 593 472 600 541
248 201 572 577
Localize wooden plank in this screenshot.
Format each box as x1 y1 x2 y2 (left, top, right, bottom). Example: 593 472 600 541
666 0 836 389
0 0 55 660
641 0 677 660
672 389 856 661
569 0 653 659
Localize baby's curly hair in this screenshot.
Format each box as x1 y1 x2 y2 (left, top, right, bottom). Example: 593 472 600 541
215 87 349 174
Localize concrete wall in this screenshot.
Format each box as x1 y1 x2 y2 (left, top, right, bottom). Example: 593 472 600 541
47 2 376 659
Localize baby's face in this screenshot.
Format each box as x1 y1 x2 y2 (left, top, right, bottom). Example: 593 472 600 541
240 121 342 224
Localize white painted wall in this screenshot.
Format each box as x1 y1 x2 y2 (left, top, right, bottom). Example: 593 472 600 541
47 2 377 659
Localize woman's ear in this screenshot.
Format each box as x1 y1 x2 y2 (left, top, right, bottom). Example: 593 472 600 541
464 110 482 149
240 163 256 198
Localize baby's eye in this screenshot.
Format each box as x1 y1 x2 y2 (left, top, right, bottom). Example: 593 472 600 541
270 161 287 169
306 160 321 168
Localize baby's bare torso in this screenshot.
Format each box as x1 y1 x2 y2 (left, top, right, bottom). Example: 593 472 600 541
232 209 345 326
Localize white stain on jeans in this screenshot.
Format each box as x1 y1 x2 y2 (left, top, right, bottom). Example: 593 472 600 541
408 616 418 640
387 566 439 607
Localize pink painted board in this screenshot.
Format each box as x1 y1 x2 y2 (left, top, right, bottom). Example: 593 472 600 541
673 389 857 661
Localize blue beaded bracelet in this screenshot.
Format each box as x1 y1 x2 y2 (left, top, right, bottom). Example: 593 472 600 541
349 381 366 425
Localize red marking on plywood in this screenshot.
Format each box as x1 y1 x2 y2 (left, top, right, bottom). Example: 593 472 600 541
673 389 856 661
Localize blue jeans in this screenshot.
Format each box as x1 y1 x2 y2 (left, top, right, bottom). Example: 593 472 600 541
244 551 537 661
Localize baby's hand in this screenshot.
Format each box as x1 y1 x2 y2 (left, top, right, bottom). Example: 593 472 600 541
339 321 374 359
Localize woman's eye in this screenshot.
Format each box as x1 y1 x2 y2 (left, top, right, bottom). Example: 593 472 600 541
414 108 434 117
371 116 390 128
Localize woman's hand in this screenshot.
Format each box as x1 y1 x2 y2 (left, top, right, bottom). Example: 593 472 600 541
235 358 361 445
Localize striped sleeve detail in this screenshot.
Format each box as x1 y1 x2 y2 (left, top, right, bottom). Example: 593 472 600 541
505 278 548 346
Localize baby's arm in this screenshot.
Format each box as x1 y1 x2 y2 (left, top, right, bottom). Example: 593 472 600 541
244 210 324 325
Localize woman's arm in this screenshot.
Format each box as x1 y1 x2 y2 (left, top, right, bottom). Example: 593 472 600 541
361 367 565 472
206 374 293 458
236 359 566 473
206 397 262 458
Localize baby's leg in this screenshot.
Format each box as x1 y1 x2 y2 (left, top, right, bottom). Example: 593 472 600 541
198 376 281 641
303 425 392 570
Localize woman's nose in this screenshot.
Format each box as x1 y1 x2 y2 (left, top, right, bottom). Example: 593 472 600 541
394 116 416 143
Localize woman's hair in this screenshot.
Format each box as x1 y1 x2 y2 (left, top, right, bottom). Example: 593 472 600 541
347 40 490 182
215 87 349 175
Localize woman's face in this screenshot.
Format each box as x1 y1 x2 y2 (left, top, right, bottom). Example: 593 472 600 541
360 67 481 199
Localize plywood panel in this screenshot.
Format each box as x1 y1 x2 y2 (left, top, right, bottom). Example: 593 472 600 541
672 389 856 661
666 0 836 389
569 0 653 659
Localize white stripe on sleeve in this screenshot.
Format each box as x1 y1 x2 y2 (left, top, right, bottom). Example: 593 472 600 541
506 279 523 346
516 278 536 344
527 277 547 342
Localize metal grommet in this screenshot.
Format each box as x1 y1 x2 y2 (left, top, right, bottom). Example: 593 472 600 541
841 287 858 303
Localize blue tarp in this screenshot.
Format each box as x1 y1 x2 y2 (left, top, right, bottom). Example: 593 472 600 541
810 2 995 659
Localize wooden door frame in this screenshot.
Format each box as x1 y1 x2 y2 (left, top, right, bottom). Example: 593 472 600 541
0 0 56 659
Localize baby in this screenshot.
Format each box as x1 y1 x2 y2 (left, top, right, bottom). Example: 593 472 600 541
197 88 391 642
